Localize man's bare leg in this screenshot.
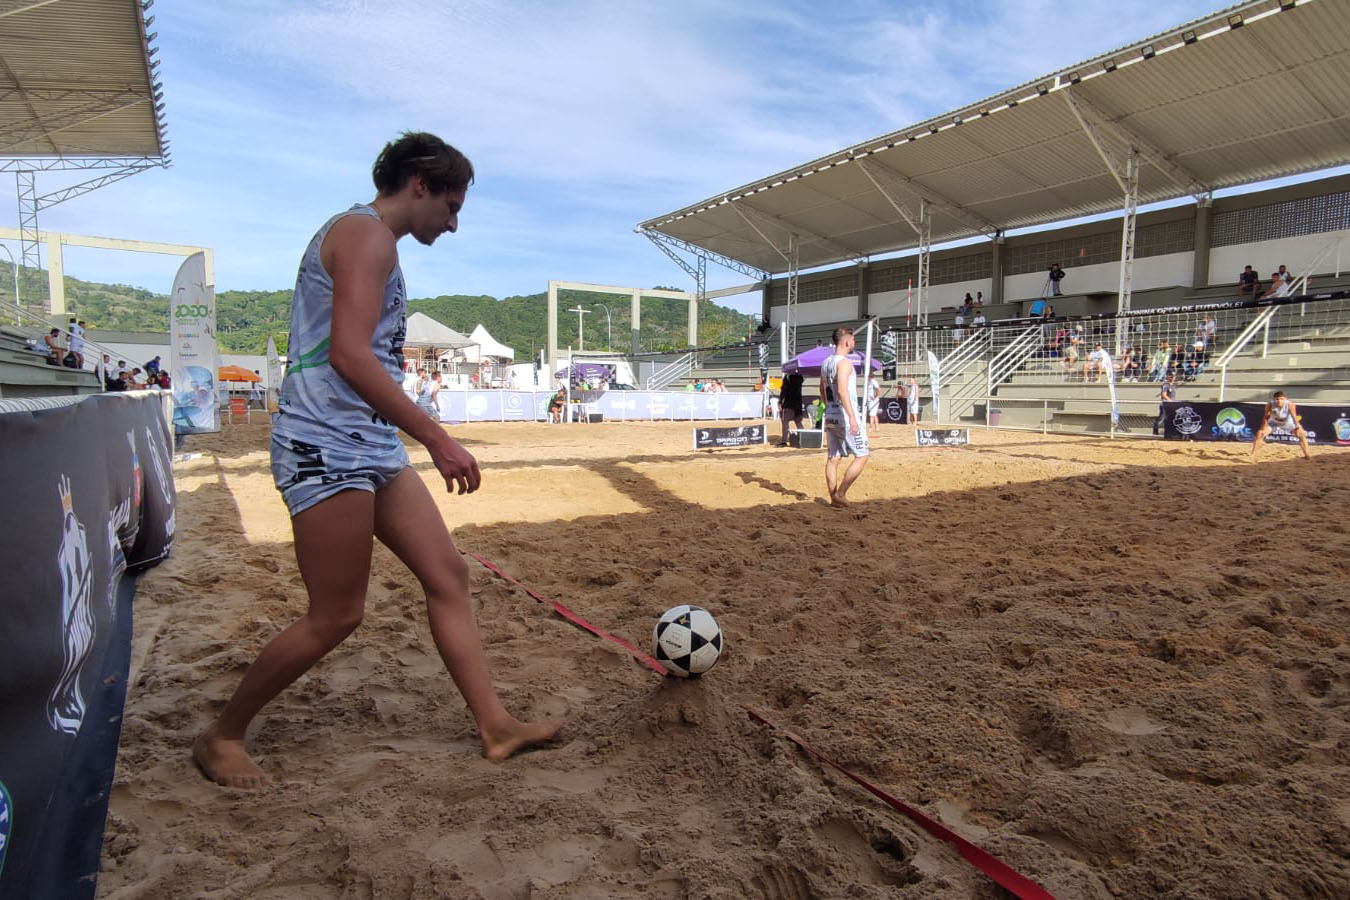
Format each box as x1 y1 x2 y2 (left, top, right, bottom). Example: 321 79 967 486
195 489 376 788
373 469 560 761
824 456 840 502
831 456 868 507
1250 428 1269 461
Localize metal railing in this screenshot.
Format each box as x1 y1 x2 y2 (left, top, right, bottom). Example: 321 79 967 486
0 298 118 384
981 396 1164 437
646 350 695 390
1215 305 1279 402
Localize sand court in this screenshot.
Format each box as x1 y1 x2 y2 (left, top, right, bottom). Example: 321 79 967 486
98 420 1349 898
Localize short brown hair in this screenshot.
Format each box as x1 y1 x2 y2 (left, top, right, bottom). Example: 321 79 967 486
831 326 854 345
372 132 474 196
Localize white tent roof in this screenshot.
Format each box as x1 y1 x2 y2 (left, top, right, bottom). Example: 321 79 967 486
404 312 474 349
464 324 515 361
638 0 1350 275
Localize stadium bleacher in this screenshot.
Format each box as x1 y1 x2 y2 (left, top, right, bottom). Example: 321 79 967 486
0 325 101 399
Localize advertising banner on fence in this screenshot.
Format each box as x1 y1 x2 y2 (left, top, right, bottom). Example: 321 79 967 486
168 252 220 435
693 423 767 449
0 393 175 900
1162 400 1350 446
427 389 767 423
916 428 969 447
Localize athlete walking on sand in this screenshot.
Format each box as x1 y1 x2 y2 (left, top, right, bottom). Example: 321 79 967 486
194 133 560 789
820 327 869 507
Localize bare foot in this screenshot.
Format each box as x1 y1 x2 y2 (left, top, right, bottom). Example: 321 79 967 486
481 717 563 761
830 495 851 508
193 724 267 789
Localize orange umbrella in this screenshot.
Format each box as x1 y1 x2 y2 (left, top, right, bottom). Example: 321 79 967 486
218 364 261 383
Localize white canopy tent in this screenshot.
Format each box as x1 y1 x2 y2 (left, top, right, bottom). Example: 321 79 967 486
404 312 474 350
453 324 515 362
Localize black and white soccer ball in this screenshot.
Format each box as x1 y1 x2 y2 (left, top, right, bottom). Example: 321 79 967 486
652 605 723 677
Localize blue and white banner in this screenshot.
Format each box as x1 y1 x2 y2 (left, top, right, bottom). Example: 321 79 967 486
168 252 219 435
420 389 766 423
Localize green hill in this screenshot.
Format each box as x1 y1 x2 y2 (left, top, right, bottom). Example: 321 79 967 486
0 262 755 356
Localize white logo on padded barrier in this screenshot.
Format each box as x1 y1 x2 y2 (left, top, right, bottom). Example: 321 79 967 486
1173 406 1203 435
49 476 94 736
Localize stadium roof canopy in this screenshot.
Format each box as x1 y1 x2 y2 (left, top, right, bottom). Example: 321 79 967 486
0 0 169 273
638 0 1350 277
0 0 167 158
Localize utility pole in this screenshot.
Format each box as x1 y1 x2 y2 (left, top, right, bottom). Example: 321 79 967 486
568 306 589 351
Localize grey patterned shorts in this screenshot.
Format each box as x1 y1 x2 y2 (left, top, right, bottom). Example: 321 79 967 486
270 435 410 517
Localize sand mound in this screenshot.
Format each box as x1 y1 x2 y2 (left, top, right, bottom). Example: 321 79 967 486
99 422 1350 898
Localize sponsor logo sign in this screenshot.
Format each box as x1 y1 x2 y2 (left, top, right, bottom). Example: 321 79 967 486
694 424 767 450
916 428 969 447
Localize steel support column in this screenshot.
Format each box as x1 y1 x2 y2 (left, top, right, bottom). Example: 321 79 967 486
16 169 38 273
1117 147 1139 319
917 201 931 328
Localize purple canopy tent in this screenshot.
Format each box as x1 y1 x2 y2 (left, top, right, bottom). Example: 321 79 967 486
555 362 614 380
782 345 883 377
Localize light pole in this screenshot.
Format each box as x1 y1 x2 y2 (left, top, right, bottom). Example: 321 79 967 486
567 306 589 351
592 303 612 351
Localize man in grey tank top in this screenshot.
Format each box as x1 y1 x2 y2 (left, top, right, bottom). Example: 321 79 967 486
194 133 560 789
1251 390 1311 461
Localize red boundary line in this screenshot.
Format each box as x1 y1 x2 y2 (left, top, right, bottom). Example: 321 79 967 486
468 552 668 676
744 709 1056 900
469 552 1056 900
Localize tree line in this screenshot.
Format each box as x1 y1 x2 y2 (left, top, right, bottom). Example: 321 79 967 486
0 262 755 356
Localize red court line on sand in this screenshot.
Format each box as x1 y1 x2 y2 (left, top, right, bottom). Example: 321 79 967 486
468 552 668 676
745 709 1056 900
470 552 1055 900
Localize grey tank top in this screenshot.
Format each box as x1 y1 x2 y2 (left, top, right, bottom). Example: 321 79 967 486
1269 401 1295 427
822 354 856 425
273 205 407 452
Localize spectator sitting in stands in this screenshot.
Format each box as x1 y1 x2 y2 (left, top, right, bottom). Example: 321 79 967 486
1048 325 1068 357
42 328 62 365
1262 265 1293 299
1201 314 1217 344
1084 342 1109 383
1148 341 1170 381
975 291 984 308
1184 339 1210 380
1117 346 1140 382
1237 265 1258 297
1167 343 1188 380
144 355 162 377
1062 336 1080 374
972 310 987 328
157 371 172 390
952 310 965 343
961 293 974 316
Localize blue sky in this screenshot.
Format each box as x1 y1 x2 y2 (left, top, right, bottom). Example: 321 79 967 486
7 0 1315 315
